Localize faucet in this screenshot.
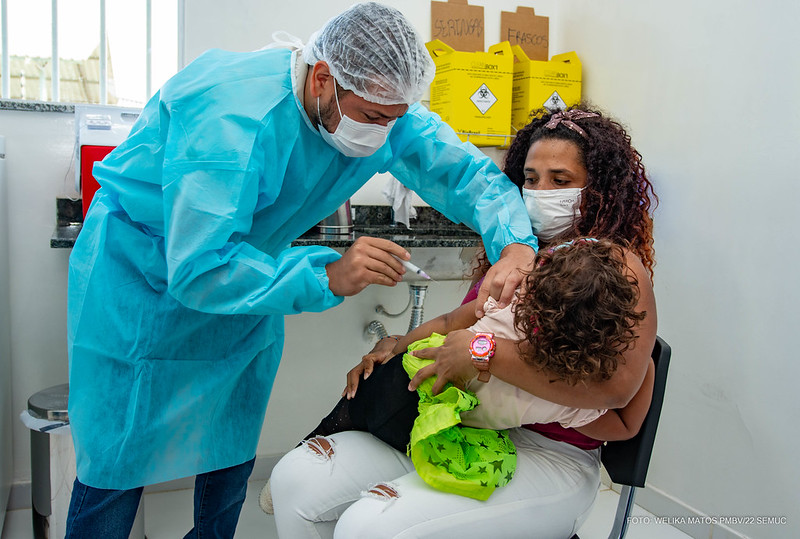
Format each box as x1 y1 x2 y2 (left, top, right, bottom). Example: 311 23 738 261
318 199 353 235
365 283 430 341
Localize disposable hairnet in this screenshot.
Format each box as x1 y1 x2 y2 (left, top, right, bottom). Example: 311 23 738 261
303 2 435 106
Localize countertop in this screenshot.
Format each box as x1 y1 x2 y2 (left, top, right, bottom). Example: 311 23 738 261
50 198 84 248
51 201 481 249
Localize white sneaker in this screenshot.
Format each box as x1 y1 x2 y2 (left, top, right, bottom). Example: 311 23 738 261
259 478 274 514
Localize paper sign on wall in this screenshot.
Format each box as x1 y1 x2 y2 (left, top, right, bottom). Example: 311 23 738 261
431 0 484 52
500 6 549 61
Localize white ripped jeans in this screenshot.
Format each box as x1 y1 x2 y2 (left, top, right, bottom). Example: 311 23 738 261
270 428 600 539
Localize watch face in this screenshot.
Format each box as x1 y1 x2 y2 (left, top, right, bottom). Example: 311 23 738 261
471 336 492 357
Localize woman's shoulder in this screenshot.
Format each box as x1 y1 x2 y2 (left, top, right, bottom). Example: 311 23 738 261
620 246 652 285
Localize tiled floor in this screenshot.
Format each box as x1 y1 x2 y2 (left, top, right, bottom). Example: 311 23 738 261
2 481 691 539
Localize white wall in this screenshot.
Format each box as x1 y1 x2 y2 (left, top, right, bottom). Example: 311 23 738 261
0 110 75 499
0 137 13 529
1 1 798 538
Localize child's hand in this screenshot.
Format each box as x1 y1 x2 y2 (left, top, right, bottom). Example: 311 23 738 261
342 337 397 399
364 336 399 368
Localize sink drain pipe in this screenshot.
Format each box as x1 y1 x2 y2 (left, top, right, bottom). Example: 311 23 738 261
406 284 428 332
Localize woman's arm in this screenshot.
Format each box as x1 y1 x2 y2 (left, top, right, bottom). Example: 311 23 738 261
574 359 655 441
409 250 657 410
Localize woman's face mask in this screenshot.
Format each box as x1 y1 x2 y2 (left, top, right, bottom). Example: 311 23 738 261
317 82 395 158
522 187 583 241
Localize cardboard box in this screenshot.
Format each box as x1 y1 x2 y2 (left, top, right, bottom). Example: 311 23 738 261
430 0 484 52
426 39 514 147
510 47 582 133
500 6 549 61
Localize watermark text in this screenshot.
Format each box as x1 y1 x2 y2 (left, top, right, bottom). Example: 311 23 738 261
626 515 788 526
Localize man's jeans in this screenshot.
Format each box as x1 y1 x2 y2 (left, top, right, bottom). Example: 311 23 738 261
65 458 255 539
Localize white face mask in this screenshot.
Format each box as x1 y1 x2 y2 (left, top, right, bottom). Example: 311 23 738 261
317 82 395 158
522 187 583 241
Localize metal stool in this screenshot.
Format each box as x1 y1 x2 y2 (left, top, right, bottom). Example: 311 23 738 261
28 383 145 538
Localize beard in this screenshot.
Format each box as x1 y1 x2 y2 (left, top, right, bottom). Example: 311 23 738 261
316 94 340 133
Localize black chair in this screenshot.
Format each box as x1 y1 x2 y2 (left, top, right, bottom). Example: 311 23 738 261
574 336 672 539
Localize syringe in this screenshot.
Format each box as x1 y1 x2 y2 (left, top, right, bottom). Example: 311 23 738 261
397 258 433 280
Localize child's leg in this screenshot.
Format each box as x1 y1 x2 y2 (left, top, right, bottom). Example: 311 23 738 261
301 396 360 441
302 353 419 452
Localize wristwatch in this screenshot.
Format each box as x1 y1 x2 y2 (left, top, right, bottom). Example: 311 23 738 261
469 332 495 383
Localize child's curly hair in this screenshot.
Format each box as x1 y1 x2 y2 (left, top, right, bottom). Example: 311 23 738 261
513 238 647 385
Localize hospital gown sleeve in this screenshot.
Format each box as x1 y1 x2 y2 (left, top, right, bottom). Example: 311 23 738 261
160 112 342 317
387 104 537 262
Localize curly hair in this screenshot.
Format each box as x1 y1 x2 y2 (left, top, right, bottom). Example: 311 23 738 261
508 104 656 277
471 103 657 282
513 238 647 385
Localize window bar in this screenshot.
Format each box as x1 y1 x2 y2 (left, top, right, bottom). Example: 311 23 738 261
145 0 152 99
51 0 59 101
99 0 107 104
178 0 185 69
1 0 8 99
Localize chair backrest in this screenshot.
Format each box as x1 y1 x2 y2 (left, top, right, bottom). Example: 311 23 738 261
600 336 671 488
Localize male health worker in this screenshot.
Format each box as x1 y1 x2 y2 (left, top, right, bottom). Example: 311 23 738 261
65 3 537 537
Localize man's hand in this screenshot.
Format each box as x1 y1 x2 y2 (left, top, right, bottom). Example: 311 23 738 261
326 237 409 296
407 329 477 395
475 243 536 317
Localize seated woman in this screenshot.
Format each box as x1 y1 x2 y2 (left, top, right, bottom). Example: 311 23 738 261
270 104 658 539
290 238 654 501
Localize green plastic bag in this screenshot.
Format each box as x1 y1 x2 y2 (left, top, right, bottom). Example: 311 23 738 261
402 333 517 500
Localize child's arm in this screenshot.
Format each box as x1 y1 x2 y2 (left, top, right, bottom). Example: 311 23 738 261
343 299 481 399
573 359 655 441
390 300 481 356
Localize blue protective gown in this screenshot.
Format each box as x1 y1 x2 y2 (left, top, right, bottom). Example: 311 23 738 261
67 47 537 489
